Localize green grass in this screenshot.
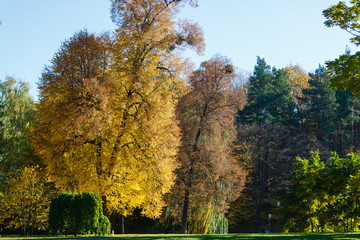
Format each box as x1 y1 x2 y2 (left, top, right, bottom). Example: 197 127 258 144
3 233 360 240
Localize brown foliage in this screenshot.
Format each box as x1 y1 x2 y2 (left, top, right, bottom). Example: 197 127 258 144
167 55 247 233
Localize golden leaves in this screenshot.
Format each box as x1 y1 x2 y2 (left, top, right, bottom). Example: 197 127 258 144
0 166 51 232
33 0 204 219
284 64 310 101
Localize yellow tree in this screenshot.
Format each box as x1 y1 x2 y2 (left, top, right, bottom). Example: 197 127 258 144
33 0 204 218
284 64 310 107
105 0 204 217
0 166 51 235
33 30 114 193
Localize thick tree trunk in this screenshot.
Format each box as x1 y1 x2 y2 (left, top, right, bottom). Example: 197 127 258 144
181 189 190 233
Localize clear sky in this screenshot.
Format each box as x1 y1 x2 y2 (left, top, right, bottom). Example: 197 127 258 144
0 0 356 100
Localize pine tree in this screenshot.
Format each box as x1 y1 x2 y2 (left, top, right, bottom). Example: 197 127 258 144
333 90 360 156
238 57 297 127
301 66 338 151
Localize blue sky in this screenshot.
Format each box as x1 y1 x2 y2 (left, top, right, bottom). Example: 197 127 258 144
0 0 355 100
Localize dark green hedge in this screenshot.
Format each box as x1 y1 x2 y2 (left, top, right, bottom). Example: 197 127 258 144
48 191 110 235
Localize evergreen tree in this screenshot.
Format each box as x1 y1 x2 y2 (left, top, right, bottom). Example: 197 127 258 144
238 57 296 127
334 90 360 156
301 66 338 151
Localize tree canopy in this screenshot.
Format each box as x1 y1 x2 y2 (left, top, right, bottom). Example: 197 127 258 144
167 55 246 234
323 0 360 97
0 166 51 235
0 76 37 191
33 0 205 219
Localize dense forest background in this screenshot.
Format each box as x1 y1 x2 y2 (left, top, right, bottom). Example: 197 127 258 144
2 0 360 235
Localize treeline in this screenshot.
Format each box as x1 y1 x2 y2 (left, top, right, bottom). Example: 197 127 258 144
0 0 241 235
1 0 360 235
228 58 360 233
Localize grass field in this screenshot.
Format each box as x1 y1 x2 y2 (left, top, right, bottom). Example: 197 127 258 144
2 233 360 240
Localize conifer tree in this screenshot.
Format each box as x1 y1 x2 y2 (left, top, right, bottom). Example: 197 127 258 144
333 90 360 156
238 57 297 127
301 66 338 151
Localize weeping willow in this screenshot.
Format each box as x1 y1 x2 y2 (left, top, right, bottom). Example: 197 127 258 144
187 197 229 234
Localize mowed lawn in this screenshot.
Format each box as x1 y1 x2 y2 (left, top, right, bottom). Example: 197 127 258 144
3 233 360 240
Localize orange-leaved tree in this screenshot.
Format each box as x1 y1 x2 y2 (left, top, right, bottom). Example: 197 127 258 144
167 55 246 233
33 30 113 194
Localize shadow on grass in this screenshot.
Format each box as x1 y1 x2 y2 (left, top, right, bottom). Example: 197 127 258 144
110 233 360 240
3 233 360 240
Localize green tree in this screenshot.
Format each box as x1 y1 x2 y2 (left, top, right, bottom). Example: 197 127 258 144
327 152 360 232
0 76 37 191
300 66 338 151
333 90 360 156
281 151 329 232
323 1 360 97
49 192 110 236
238 57 296 127
323 0 360 46
326 50 360 98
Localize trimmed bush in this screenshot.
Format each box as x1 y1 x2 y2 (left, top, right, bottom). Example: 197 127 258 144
48 191 110 235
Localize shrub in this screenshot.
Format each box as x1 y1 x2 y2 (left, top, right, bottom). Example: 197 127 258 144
48 191 110 235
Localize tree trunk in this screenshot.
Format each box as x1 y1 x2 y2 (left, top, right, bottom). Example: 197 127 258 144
255 160 262 233
339 129 343 157
181 189 190 233
122 215 125 234
255 195 262 233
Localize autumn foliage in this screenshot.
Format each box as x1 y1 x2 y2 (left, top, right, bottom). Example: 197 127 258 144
32 0 205 219
5 0 357 235
0 166 51 235
166 55 246 233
